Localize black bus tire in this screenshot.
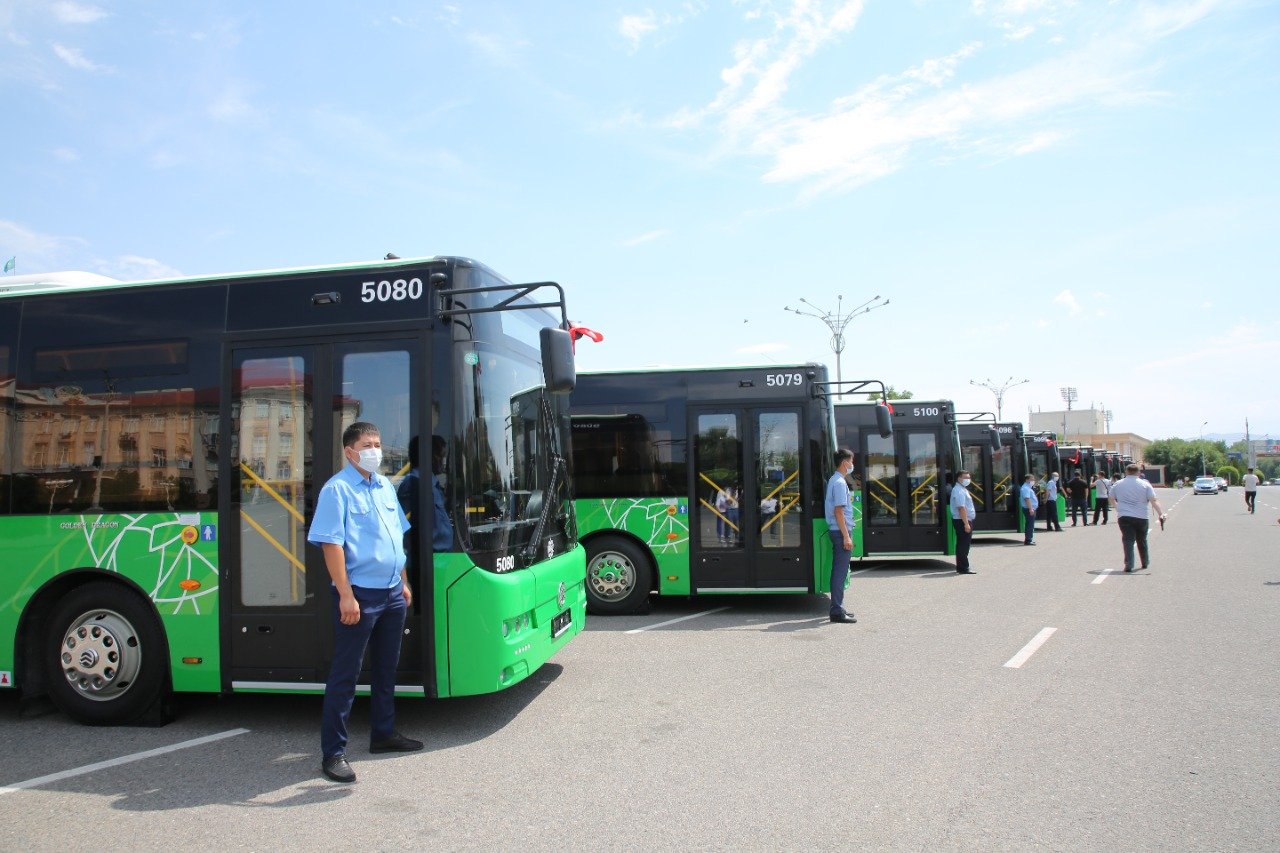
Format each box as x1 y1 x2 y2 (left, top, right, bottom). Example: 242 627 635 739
45 582 167 725
584 536 653 615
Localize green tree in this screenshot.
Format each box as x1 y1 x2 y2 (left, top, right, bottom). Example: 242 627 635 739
1215 465 1240 484
867 386 913 402
1144 437 1227 481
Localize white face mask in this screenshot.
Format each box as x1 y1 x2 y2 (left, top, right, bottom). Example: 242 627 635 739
356 447 382 472
959 478 971 487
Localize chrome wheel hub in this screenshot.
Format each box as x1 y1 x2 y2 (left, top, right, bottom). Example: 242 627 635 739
60 608 141 701
587 552 635 601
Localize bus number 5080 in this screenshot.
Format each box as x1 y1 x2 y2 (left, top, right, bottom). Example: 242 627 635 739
361 278 424 303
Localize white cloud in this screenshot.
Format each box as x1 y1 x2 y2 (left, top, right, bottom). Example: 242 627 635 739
619 12 658 49
208 86 258 123
658 1 1229 199
621 229 671 247
618 3 708 50
1053 289 1082 315
52 146 79 162
97 255 183 281
51 2 107 24
736 342 789 355
51 42 109 72
0 220 86 270
466 31 529 67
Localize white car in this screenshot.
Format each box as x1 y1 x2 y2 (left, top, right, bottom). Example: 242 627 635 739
1193 476 1218 495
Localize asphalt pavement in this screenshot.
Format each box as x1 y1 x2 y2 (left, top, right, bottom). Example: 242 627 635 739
2 486 1277 851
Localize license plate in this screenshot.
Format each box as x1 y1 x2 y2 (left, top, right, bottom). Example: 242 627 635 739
551 609 572 639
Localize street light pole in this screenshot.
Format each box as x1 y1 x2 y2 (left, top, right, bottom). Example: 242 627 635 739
969 377 1029 421
784 294 889 394
1200 420 1208 476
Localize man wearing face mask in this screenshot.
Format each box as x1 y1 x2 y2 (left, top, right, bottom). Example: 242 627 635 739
308 421 422 783
950 469 976 574
1043 471 1063 532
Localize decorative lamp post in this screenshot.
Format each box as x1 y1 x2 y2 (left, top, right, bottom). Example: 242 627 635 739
784 294 889 393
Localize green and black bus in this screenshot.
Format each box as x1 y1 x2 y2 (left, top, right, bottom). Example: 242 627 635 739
0 256 585 724
1025 431 1066 524
956 415 1024 535
834 399 963 557
568 364 837 613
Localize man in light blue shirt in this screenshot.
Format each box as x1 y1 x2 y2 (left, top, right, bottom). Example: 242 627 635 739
308 421 421 783
823 448 857 623
950 469 977 573
1043 472 1063 532
1019 474 1039 545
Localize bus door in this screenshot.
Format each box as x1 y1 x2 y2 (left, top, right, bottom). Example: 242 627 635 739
862 428 945 553
960 441 993 530
226 337 424 689
689 406 810 592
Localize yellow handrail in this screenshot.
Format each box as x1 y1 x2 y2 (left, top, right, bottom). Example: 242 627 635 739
239 462 304 524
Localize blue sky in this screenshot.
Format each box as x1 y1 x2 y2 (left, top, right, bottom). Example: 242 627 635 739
2 0 1277 441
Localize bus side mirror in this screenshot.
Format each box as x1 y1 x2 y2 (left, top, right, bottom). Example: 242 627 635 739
990 428 1002 450
540 327 576 393
875 403 893 439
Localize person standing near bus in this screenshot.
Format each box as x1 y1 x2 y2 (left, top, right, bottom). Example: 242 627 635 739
1092 472 1111 525
950 469 976 573
824 449 857 623
309 421 423 784
1108 463 1167 572
1243 467 1260 514
1065 470 1090 526
1020 474 1038 546
1043 472 1063 532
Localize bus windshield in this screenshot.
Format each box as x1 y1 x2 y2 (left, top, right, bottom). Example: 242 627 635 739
450 274 572 566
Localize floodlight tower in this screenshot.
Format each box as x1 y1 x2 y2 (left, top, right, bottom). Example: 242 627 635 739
1059 386 1077 439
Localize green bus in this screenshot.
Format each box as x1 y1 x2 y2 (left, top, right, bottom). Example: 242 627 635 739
0 256 585 724
568 365 841 614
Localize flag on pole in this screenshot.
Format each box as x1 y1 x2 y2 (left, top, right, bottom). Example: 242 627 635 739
2 256 14 274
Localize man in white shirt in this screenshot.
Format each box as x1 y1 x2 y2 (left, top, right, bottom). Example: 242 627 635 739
1108 463 1167 572
1242 467 1260 514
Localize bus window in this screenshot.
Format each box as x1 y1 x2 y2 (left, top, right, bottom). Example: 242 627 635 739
992 445 1013 511
866 433 897 526
756 411 800 547
962 445 985 512
236 355 310 607
695 413 742 549
335 348 411 485
907 433 938 526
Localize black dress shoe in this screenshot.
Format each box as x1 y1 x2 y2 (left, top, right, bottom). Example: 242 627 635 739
1123 567 1133 573
322 754 356 783
829 612 857 623
370 732 424 753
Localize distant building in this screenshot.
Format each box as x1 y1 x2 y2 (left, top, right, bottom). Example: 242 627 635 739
1079 432 1151 463
1029 408 1106 441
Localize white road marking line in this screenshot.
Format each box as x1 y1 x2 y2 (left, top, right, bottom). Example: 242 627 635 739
1092 568 1119 585
0 728 251 796
624 606 731 634
1003 627 1057 669
850 567 875 577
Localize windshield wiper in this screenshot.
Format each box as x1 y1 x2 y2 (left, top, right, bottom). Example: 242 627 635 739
521 393 568 564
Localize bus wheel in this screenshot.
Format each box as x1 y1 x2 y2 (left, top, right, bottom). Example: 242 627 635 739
45 583 166 725
585 537 652 615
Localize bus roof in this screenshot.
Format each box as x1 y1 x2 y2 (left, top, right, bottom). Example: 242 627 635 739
0 255 453 299
580 362 825 376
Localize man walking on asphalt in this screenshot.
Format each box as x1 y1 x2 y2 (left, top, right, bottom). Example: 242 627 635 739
1065 470 1091 526
1043 472 1063 532
1020 474 1038 546
824 448 858 623
1108 463 1167 572
1243 467 1259 514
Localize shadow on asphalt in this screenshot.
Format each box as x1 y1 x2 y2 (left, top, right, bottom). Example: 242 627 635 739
0 664 565 811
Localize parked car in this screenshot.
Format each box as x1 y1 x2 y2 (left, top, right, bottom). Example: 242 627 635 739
1215 476 1228 492
1194 476 1218 495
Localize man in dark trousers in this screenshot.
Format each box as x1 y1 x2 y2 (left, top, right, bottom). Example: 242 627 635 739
1108 463 1167 572
1043 472 1063 531
824 448 858 623
950 469 976 573
1065 470 1091 526
308 421 424 783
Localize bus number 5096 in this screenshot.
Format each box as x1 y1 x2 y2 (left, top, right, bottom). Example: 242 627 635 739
361 278 424 303
766 373 804 387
